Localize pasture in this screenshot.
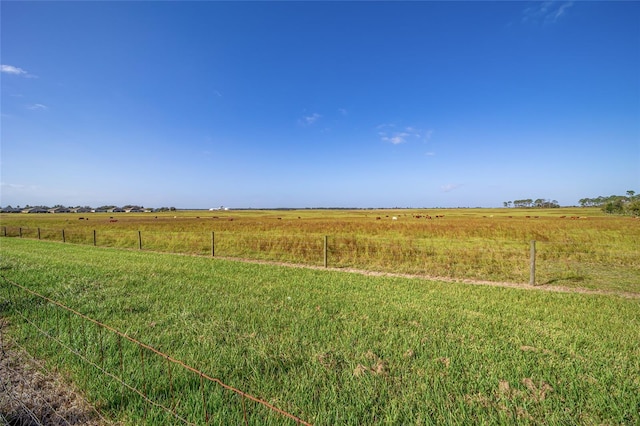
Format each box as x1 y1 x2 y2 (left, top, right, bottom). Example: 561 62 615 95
1 207 639 293
1 208 639 424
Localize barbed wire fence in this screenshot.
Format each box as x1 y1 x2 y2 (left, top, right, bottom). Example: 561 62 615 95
0 316 110 426
2 225 639 286
0 276 312 426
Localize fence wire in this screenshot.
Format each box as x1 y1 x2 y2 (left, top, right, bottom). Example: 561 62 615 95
0 318 109 426
0 277 312 426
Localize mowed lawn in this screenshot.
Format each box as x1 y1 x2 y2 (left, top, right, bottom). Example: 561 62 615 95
1 238 639 425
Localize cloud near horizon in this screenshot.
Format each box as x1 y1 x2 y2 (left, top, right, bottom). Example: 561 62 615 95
441 183 462 192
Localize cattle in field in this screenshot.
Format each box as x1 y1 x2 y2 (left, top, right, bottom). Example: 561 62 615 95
109 219 118 223
376 217 381 220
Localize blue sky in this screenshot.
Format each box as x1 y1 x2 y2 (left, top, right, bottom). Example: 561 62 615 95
1 1 638 208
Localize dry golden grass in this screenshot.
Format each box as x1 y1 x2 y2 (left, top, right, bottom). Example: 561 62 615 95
2 207 638 292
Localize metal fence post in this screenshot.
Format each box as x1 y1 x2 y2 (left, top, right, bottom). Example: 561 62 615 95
211 231 215 257
138 230 142 250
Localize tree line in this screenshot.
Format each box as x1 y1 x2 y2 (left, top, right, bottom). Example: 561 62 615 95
581 191 639 216
503 199 560 208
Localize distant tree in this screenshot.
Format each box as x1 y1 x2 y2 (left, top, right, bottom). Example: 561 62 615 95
627 200 640 217
602 199 624 214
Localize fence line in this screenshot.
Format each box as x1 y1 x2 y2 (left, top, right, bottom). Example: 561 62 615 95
2 226 639 285
0 276 312 426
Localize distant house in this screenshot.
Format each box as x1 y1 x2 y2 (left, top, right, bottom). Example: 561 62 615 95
71 207 92 213
0 207 21 213
22 207 48 213
125 207 144 213
107 207 125 213
49 207 71 213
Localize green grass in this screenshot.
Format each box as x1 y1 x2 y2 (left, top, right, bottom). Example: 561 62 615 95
1 238 639 425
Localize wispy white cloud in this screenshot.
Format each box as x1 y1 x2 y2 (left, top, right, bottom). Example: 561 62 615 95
300 113 321 125
380 131 410 145
441 183 462 192
378 124 433 145
1 182 27 190
27 103 48 111
1 64 36 78
338 108 348 116
522 1 573 25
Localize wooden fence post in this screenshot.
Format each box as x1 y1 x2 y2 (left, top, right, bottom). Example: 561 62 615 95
529 240 536 286
138 231 142 250
324 235 328 268
211 231 215 257
93 230 97 247
37 228 41 240
19 227 22 238
62 229 66 243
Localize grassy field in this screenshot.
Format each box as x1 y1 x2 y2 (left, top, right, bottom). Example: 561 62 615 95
1 238 639 425
1 207 639 293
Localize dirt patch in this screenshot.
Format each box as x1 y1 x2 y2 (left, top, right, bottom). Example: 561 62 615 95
0 319 111 426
